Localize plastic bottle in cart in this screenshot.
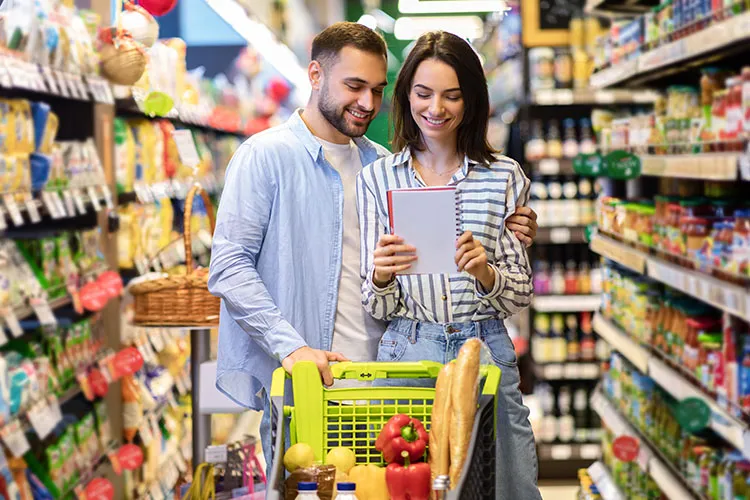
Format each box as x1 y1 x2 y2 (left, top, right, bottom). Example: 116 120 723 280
334 483 358 500
296 482 321 500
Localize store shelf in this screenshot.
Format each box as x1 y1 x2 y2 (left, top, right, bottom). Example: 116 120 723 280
587 461 626 500
592 314 649 373
591 390 698 499
530 88 659 106
13 295 72 323
590 233 750 322
530 158 575 175
535 226 588 245
538 443 601 461
536 362 601 380
593 314 750 462
640 153 740 180
533 295 601 312
590 11 750 88
584 0 656 15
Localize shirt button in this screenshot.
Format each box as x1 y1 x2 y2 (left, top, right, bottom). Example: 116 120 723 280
442 295 447 301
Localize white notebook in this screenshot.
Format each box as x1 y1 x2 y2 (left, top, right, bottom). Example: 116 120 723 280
387 186 460 275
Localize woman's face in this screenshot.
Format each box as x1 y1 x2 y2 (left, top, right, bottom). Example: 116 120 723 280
409 58 464 145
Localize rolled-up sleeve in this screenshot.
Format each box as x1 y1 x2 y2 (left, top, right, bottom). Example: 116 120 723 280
356 168 404 321
208 143 306 361
476 161 533 316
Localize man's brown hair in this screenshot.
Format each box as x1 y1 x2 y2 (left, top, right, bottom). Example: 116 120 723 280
311 22 387 68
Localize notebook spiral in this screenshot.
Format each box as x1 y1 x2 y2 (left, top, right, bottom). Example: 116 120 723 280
455 189 462 238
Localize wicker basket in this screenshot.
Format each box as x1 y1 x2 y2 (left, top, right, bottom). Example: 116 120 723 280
129 184 220 327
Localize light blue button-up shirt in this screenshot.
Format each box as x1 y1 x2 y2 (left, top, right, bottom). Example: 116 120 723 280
207 110 388 411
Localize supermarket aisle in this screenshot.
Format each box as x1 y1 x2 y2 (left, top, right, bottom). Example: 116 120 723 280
539 481 579 499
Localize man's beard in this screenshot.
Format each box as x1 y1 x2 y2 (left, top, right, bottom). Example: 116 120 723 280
318 83 371 138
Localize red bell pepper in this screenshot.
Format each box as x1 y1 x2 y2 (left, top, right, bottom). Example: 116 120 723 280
375 414 429 464
385 451 432 500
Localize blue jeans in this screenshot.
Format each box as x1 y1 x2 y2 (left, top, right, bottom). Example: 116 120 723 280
377 317 542 500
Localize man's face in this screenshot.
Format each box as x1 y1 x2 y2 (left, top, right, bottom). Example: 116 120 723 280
317 46 388 138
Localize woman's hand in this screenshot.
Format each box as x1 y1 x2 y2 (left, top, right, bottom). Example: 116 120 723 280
372 234 417 287
506 207 538 247
455 231 494 291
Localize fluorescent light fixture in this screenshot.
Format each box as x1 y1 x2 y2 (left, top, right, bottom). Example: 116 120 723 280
394 15 484 40
399 0 508 14
357 14 378 30
203 0 311 105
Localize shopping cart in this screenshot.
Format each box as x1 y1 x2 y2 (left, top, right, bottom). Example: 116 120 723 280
266 360 501 500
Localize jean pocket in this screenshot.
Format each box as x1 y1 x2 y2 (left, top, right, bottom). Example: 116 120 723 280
482 332 518 368
376 332 407 362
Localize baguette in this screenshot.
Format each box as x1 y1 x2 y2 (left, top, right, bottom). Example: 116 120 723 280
430 362 454 486
449 338 481 488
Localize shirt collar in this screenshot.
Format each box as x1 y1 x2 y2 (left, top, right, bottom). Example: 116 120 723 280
390 146 479 175
287 109 379 162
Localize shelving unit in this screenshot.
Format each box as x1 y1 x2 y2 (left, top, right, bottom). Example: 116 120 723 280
533 295 602 312
590 390 699 499
590 11 750 88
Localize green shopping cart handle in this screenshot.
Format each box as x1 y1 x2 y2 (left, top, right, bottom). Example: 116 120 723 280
270 361 501 399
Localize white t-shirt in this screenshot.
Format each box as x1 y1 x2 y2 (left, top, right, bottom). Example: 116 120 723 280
317 138 386 367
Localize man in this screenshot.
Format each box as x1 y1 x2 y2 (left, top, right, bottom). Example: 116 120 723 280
208 21 538 478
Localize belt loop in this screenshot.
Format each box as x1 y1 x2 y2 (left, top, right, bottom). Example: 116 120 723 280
476 321 483 341
410 321 418 344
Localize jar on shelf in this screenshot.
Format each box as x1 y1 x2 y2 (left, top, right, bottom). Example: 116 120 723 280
623 203 641 243
680 216 710 260
731 209 750 278
636 203 656 248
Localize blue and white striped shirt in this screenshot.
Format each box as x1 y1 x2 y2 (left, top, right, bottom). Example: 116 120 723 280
356 148 533 324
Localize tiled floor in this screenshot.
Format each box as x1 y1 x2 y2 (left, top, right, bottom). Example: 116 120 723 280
539 480 579 499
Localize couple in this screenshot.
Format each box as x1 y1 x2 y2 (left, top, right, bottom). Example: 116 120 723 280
208 22 541 499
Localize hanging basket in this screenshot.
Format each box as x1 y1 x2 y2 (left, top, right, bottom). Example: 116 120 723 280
129 184 220 327
98 28 147 86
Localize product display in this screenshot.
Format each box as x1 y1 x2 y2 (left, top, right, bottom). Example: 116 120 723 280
534 382 602 445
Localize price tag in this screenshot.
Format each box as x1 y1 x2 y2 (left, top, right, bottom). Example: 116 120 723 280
174 450 187 473
28 401 57 439
87 186 103 212
0 57 11 88
723 289 741 314
564 364 580 379
41 192 61 219
55 71 71 98
30 298 57 326
0 307 23 338
205 445 228 464
99 185 114 210
0 421 31 457
151 257 163 273
71 188 87 215
52 192 67 217
685 275 697 295
550 445 572 460
62 191 76 216
149 483 163 500
24 198 41 224
40 66 59 95
697 279 711 303
76 75 89 100
545 364 563 379
149 328 165 352
171 130 201 168
139 421 154 446
580 444 601 460
134 258 148 276
0 211 6 231
3 195 24 226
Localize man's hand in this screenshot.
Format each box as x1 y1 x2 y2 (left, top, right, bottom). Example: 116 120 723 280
281 346 349 386
506 207 538 247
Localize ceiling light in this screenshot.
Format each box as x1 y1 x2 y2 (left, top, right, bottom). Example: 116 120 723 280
394 15 484 40
398 0 508 14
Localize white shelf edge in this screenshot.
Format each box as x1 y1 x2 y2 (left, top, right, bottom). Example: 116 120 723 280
533 295 602 312
587 461 626 500
590 234 647 274
648 356 748 458
592 314 649 373
640 153 739 181
647 457 695 500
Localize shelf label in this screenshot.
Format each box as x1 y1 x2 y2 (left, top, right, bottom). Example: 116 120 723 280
550 445 572 460
30 298 57 326
580 444 601 460
676 397 711 433
205 445 228 464
24 198 41 224
62 191 76 217
1 420 30 457
87 186 103 212
0 307 23 338
549 227 571 244
3 195 24 226
28 401 58 439
42 192 61 219
99 185 114 210
71 188 87 215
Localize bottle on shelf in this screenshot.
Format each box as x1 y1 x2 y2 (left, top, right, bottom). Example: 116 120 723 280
562 175 580 226
547 176 564 227
566 313 580 362
557 385 575 443
579 118 597 155
533 247 551 295
564 252 579 295
526 120 547 162
562 118 579 159
590 257 603 295
578 248 592 295
538 383 558 443
533 313 552 364
578 176 595 226
573 386 589 443
580 312 596 362
551 313 568 363
550 250 566 295
546 120 563 159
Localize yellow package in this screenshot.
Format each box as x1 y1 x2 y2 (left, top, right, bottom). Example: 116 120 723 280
11 100 35 154
134 120 158 185
0 100 12 154
151 121 165 183
0 155 9 194
163 38 187 101
39 111 59 155
157 198 174 250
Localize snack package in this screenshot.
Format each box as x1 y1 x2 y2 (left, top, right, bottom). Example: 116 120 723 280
284 464 336 500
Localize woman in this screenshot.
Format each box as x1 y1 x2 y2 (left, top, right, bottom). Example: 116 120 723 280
356 31 541 499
